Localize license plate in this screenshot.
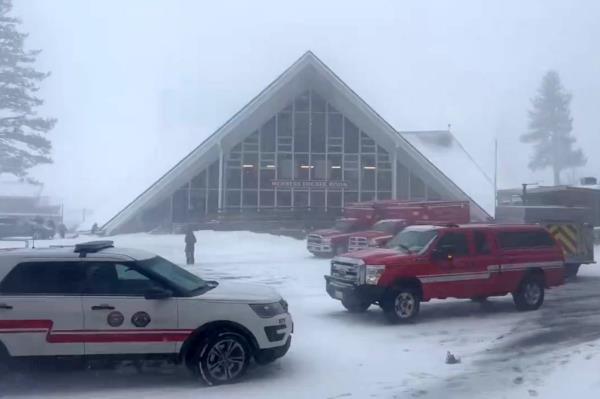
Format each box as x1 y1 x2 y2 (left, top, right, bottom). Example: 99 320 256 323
334 290 344 300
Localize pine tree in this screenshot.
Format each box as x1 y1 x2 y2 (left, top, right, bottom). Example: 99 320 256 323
521 70 585 185
0 0 55 179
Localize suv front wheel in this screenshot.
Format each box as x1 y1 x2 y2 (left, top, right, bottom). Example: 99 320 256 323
190 331 251 386
513 275 545 311
382 287 420 323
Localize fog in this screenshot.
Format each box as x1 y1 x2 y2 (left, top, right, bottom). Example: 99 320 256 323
15 0 600 220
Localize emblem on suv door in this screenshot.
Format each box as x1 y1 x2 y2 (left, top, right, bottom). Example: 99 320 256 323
131 311 151 327
107 311 124 327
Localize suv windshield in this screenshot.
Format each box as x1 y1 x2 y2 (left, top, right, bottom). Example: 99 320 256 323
333 219 356 232
137 256 207 294
373 221 399 234
386 228 438 254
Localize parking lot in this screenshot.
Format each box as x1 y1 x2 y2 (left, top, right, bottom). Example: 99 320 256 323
2 231 600 399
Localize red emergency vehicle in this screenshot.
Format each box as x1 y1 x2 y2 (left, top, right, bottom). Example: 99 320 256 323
307 200 469 257
347 201 470 252
325 223 565 323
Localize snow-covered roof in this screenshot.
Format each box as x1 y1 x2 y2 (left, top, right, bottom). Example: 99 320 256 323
401 130 495 216
103 51 491 234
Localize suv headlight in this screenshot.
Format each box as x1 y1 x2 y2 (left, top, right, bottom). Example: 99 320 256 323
365 265 386 285
250 301 286 318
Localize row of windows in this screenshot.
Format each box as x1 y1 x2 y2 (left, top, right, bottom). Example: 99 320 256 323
436 230 555 256
0 262 163 296
223 190 392 208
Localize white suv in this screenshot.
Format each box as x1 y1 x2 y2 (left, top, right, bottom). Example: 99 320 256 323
0 241 293 385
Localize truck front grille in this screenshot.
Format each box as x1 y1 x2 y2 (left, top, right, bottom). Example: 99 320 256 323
348 237 368 252
307 234 322 244
330 259 361 283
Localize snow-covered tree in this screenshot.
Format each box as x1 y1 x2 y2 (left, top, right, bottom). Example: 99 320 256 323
521 70 585 185
0 0 55 178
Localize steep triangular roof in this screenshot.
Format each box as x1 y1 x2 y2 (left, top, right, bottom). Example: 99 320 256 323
103 51 490 234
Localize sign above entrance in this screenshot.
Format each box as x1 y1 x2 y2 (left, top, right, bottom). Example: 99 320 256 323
271 180 349 189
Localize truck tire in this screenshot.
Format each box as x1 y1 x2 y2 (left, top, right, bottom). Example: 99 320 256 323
189 331 251 386
565 264 580 278
513 275 545 311
382 287 420 323
341 298 371 313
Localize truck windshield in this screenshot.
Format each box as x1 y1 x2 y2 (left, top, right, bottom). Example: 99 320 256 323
138 256 208 294
373 221 399 234
386 228 438 254
333 220 356 232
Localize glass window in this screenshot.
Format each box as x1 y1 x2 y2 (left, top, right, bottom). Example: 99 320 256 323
138 257 206 294
428 187 442 201
361 155 376 191
295 91 309 112
260 190 274 207
226 167 241 189
345 170 359 190
378 170 392 191
225 190 241 207
208 161 219 189
397 162 410 200
296 154 309 180
436 232 469 256
313 155 328 180
242 190 258 207
474 231 491 254
261 116 276 152
311 91 326 112
329 154 342 180
344 118 360 153
278 112 292 137
387 228 438 254
278 154 294 179
328 103 339 113
328 191 342 208
84 262 163 296
410 173 426 200
189 189 206 217
172 188 189 223
191 170 206 188
0 262 86 295
294 112 309 152
311 113 326 153
242 156 258 189
344 191 358 205
361 191 376 202
294 190 309 207
328 113 343 137
498 231 555 249
260 168 275 189
310 191 325 208
207 190 218 213
277 190 291 207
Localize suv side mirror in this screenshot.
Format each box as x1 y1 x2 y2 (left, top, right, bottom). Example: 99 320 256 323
144 287 173 300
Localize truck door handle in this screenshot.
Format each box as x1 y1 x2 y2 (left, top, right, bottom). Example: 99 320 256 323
0 303 13 310
91 304 115 310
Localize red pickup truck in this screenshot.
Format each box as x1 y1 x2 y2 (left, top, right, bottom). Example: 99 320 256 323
308 200 470 257
325 224 565 323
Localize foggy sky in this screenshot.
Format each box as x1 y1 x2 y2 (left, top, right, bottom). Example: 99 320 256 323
14 0 600 222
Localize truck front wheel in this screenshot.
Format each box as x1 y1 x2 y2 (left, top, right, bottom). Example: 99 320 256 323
513 275 545 311
341 298 371 313
382 288 420 323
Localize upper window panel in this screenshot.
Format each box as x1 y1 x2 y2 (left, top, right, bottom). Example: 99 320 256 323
0 262 86 295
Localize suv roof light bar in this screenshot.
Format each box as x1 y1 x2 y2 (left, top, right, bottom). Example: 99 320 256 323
74 240 114 257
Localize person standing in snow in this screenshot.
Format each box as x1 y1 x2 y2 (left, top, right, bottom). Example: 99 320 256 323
184 226 197 265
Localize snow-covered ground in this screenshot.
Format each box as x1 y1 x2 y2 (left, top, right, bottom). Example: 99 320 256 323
2 231 600 398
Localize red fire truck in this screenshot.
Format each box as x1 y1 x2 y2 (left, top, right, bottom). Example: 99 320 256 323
306 200 470 257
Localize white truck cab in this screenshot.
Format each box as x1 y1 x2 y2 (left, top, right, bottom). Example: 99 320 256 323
0 241 292 385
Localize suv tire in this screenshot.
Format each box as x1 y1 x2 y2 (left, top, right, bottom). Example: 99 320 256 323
382 287 420 323
190 331 251 386
513 275 545 311
341 298 371 313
